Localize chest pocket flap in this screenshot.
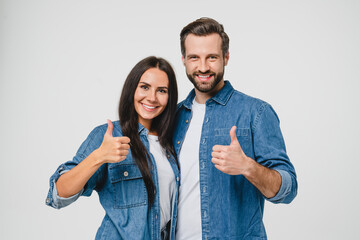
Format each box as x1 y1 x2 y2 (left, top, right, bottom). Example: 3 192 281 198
215 127 249 137
109 163 147 208
110 164 143 182
214 127 250 155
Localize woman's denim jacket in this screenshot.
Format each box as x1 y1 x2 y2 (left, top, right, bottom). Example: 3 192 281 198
46 121 180 240
173 81 297 240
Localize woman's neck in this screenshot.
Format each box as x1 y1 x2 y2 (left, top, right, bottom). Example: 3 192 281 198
148 130 158 136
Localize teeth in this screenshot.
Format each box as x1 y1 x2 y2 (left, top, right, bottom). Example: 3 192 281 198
199 75 210 78
142 104 156 109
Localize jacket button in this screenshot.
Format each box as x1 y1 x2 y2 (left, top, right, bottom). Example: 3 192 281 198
177 141 180 144
176 177 179 182
186 120 189 123
123 171 128 177
46 198 50 204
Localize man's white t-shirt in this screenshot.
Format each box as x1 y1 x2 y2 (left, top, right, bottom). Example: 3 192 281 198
148 134 176 230
176 99 205 240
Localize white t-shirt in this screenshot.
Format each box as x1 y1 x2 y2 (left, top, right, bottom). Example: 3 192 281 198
176 99 205 240
148 134 176 230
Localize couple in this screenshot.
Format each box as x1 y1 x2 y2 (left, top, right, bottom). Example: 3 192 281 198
46 17 297 240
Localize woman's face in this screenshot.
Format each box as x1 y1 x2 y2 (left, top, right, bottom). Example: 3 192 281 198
134 67 169 130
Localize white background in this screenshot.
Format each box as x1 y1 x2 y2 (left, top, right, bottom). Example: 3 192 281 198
1 0 359 239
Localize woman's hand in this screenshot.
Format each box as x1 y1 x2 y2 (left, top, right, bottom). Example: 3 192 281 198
56 120 131 198
95 120 131 164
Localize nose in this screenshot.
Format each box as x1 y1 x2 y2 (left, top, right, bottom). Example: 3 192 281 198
198 59 210 73
146 89 157 102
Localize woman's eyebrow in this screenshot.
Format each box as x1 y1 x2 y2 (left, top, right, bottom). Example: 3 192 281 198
138 81 150 85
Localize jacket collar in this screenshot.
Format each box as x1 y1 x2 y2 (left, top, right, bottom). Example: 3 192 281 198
138 123 148 136
113 121 148 135
181 80 234 110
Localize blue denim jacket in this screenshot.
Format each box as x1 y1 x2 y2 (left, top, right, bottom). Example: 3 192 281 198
46 121 180 240
173 81 297 240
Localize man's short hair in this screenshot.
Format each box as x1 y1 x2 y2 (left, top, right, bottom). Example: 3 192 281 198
180 17 230 58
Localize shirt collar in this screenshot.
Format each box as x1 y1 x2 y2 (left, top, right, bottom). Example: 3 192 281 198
137 123 148 136
181 80 234 109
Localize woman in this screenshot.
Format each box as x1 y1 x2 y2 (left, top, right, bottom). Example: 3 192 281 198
45 56 179 240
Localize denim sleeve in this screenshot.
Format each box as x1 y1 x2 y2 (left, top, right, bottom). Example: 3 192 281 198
49 169 84 209
45 125 106 209
252 103 298 204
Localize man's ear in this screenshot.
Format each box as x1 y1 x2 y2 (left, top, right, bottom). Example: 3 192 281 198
224 52 230 66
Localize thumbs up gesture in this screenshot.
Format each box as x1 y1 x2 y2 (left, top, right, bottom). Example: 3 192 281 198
96 120 131 164
211 126 252 175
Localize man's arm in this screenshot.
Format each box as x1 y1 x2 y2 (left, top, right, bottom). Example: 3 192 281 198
212 126 281 198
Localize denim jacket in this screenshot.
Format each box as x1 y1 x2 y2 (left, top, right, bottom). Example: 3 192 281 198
46 121 180 240
173 81 297 240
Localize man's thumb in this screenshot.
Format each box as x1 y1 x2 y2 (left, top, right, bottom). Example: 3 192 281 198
229 126 239 146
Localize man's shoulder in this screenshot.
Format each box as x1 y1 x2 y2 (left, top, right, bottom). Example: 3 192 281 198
177 99 186 108
231 89 281 126
176 98 192 112
230 89 269 109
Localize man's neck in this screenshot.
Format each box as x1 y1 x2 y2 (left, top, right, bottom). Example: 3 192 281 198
194 80 225 104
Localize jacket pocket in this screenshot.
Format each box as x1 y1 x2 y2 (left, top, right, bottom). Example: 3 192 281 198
214 127 250 154
109 163 147 209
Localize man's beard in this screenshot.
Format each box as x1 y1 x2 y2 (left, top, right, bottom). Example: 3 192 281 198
187 70 224 93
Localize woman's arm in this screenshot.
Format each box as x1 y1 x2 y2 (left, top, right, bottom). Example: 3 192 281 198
56 120 130 198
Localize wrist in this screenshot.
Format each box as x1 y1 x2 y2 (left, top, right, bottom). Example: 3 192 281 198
91 149 106 166
242 157 257 178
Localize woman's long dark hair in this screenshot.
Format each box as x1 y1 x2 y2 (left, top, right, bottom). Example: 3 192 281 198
118 56 178 205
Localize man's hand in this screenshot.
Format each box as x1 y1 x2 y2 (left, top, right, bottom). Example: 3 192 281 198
211 126 282 198
211 126 252 175
95 120 131 164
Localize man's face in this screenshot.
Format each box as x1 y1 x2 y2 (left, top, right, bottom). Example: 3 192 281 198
182 33 229 94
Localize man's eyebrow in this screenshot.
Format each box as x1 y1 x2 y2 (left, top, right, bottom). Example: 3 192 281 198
186 54 198 58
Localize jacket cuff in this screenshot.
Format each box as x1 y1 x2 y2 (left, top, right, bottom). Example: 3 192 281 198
266 170 292 203
45 165 83 209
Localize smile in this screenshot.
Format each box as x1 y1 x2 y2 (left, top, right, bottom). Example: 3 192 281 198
141 103 158 111
196 74 213 81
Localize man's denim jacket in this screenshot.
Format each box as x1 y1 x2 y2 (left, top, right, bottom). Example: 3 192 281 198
173 81 297 240
46 121 180 240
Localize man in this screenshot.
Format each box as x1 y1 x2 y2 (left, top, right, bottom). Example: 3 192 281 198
173 17 297 240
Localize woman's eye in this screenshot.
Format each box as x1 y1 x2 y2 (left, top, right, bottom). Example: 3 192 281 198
140 85 149 90
158 89 167 94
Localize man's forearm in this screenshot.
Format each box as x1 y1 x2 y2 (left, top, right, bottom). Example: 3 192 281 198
243 158 282 199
